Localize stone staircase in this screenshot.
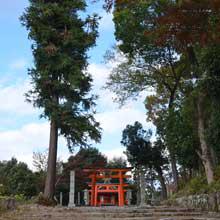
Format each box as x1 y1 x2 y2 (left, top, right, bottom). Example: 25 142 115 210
73 206 220 220
1 205 220 220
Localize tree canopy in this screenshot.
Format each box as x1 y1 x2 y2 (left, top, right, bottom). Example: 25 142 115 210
104 0 220 191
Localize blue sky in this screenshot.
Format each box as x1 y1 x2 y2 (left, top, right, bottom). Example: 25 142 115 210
0 0 150 169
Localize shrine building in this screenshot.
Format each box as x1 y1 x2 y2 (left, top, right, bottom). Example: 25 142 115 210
83 167 132 207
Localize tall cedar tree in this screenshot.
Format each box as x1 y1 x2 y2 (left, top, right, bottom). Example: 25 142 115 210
21 0 101 200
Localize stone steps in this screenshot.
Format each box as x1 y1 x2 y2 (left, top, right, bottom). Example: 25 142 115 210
64 212 203 217
0 205 220 220
86 218 219 220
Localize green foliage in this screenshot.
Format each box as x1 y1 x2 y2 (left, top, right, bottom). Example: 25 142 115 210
0 158 38 198
214 165 220 181
20 0 101 150
168 165 220 196
121 121 168 199
157 98 201 171
177 176 208 196
113 0 172 63
121 121 152 167
67 147 107 169
121 121 167 170
187 176 208 195
105 0 220 187
107 157 127 168
56 147 107 202
206 105 220 162
14 194 26 202
208 181 220 193
105 0 187 106
199 45 220 162
0 184 6 196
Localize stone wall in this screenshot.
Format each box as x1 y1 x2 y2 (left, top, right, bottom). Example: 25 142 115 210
174 192 220 211
0 198 17 211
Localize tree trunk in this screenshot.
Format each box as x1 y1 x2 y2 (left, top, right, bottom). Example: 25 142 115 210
170 153 179 191
156 167 167 200
168 93 179 191
149 169 155 203
210 147 218 168
139 167 146 206
44 118 58 199
197 94 214 184
135 168 141 205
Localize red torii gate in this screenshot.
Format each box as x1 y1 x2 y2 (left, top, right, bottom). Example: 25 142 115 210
83 167 132 207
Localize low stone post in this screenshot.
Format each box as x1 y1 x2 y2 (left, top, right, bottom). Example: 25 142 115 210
100 195 104 206
126 189 132 205
68 170 75 207
60 192 63 206
83 189 89 205
78 192 81 205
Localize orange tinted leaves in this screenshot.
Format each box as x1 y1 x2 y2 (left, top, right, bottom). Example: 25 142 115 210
153 0 220 49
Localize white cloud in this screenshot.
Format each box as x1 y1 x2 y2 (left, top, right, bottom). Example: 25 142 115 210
0 122 70 169
103 147 126 161
0 122 49 168
89 63 111 88
0 79 39 115
89 62 151 135
9 58 28 71
99 12 114 31
96 105 149 134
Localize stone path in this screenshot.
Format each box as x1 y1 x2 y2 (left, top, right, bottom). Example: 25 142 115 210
0 205 220 220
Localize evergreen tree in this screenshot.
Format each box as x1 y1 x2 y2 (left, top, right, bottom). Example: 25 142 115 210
56 147 107 205
121 122 168 200
0 158 38 197
21 0 101 200
107 157 127 168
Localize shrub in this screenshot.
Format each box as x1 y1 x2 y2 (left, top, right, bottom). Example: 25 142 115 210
176 176 208 196
214 165 220 181
208 180 220 192
0 184 6 196
187 176 208 194
14 194 26 202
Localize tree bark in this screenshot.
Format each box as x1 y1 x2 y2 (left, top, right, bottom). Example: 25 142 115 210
170 153 179 191
168 92 179 191
197 94 214 184
44 118 58 199
135 168 141 205
210 147 218 168
139 167 146 206
156 167 167 200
